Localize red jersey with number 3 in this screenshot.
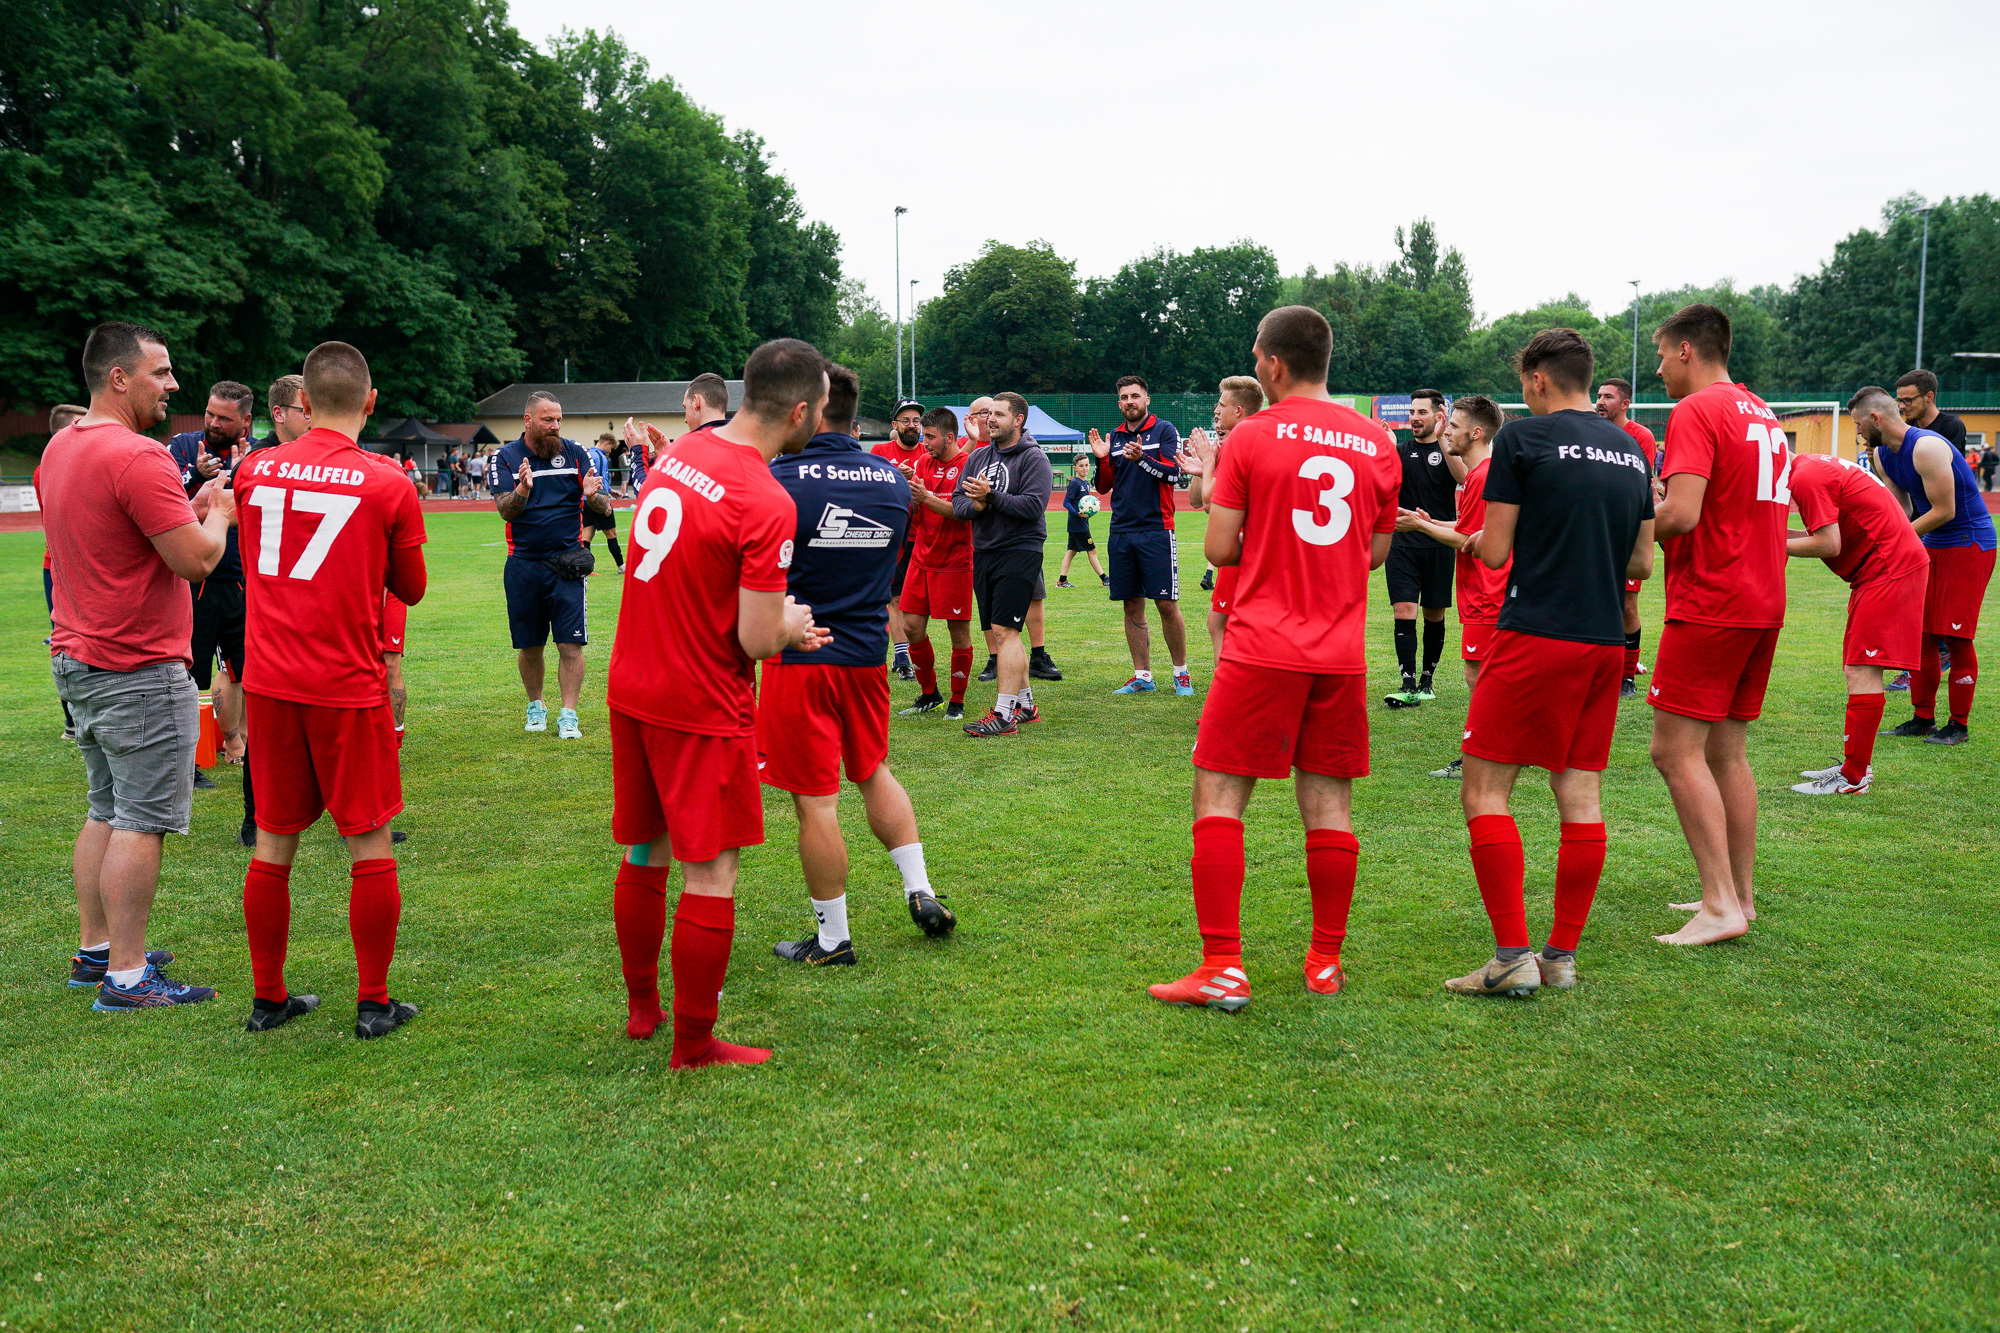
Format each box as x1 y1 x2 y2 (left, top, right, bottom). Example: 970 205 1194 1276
1661 381 1789 627
238 427 426 707
1787 453 1929 587
1453 457 1509 622
1210 397 1400 673
910 449 972 571
606 430 796 738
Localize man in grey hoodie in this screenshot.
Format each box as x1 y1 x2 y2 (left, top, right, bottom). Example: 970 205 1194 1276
953 391 1052 737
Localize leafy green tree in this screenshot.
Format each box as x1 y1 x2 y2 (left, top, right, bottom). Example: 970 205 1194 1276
826 279 899 414
1078 241 1279 391
925 240 1081 394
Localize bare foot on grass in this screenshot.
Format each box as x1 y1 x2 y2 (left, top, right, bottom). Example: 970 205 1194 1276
1655 905 1750 946
1668 899 1756 921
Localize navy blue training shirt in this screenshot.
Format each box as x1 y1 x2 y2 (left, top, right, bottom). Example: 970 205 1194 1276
168 430 252 580
489 436 590 558
1094 414 1182 533
769 432 911 667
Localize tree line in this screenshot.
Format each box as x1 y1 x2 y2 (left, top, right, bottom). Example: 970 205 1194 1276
834 195 2000 407
0 0 840 421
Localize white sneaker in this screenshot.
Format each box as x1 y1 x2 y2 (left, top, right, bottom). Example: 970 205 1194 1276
524 700 547 732
557 708 582 740
1791 769 1869 796
1798 760 1844 780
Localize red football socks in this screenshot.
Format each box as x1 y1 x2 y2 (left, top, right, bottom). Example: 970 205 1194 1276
242 858 293 1004
1546 822 1607 953
1467 814 1529 950
909 638 938 695
1842 692 1885 782
348 858 401 1005
1304 827 1359 960
613 860 670 1038
1913 633 1941 720
948 647 973 704
1189 816 1246 963
1945 636 1977 725
668 892 769 1067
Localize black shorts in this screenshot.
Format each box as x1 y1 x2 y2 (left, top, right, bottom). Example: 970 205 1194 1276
1386 539 1453 610
587 505 618 533
1066 529 1095 553
189 578 245 689
974 548 1040 631
892 540 914 595
504 555 589 649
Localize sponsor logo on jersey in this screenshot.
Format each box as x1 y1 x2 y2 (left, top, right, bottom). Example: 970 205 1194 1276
1865 648 1879 657
808 504 894 549
778 539 794 569
1428 451 1443 467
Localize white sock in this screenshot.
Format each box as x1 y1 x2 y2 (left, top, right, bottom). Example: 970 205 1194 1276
106 964 147 988
1020 685 1033 706
813 894 849 950
83 940 111 955
996 692 1018 719
1172 663 1187 675
1133 669 1154 682
889 843 931 899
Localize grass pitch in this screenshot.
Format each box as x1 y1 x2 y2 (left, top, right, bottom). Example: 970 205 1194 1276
1 511 1995 1332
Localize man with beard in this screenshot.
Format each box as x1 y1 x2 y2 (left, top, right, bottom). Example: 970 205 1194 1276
1089 375 1191 696
873 398 926 680
1595 378 1658 696
897 408 976 719
955 393 1053 736
489 391 611 740
1382 389 1462 708
965 395 1064 685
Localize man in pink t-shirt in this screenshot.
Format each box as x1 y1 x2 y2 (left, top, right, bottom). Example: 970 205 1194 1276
43 321 235 1011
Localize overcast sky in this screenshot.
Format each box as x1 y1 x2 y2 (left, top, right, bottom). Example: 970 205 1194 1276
507 0 1997 326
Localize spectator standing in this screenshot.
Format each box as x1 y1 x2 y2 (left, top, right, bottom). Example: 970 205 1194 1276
44 321 233 1009
954 393 1052 737
1895 370 1967 451
36 402 88 738
1980 443 1997 492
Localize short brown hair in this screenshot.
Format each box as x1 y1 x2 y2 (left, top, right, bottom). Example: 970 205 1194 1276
209 380 255 418
1411 388 1446 412
267 374 304 412
1847 386 1896 417
48 403 86 433
1255 306 1332 383
687 372 730 413
991 391 1029 425
741 338 828 419
1600 377 1633 401
81 321 167 393
1653 303 1731 365
1513 328 1595 394
822 362 860 434
1218 375 1263 416
921 406 959 438
302 341 373 417
523 389 560 414
1895 369 1939 397
1452 394 1504 442
1114 374 1148 394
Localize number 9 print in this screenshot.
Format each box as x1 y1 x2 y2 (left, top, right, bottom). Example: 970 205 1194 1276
630 487 684 582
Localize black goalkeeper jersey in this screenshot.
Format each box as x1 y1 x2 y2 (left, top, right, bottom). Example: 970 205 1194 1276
1393 432 1456 546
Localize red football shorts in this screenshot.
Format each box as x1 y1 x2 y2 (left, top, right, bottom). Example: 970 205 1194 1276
1649 620 1781 722
757 661 890 797
1845 566 1925 670
245 693 402 836
1922 543 1995 638
379 592 407 655
1458 618 1498 663
610 709 762 864
1461 629 1623 772
898 562 974 621
1211 565 1240 615
1194 659 1368 780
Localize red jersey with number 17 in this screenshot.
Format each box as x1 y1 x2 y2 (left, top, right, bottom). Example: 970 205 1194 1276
1210 397 1400 673
1661 380 1789 628
606 430 796 738
1452 456 1509 623
238 427 426 707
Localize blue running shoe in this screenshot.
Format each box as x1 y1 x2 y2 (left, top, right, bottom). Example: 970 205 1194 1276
70 949 175 989
556 707 582 740
1173 669 1193 696
524 700 548 732
1114 676 1157 694
92 964 216 1011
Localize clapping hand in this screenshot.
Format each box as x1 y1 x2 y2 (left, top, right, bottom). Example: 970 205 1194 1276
962 473 993 506
1394 506 1431 533
1087 428 1108 460
515 458 535 495
195 452 222 480
582 461 602 499
785 595 832 652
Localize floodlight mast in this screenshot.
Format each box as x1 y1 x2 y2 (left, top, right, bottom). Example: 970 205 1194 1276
1915 204 1932 370
909 279 919 399
1629 280 1640 390
894 206 907 403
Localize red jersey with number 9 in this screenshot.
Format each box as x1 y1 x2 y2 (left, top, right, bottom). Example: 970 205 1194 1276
606 429 796 738
238 427 427 707
1661 381 1790 628
1210 397 1401 673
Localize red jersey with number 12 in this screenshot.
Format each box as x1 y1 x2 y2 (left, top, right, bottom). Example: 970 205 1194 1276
1661 381 1789 628
1453 456 1509 623
238 427 426 707
606 430 796 738
1210 397 1400 673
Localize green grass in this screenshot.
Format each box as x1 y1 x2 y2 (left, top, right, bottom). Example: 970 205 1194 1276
1 511 1995 1332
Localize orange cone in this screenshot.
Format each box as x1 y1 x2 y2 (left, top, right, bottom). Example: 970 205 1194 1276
197 693 220 769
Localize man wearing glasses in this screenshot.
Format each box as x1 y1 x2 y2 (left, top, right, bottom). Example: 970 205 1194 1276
1885 370 1970 691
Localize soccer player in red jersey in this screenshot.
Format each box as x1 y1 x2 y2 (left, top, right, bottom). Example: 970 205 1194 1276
1775 452 1928 796
606 339 831 1068
1148 307 1400 1010
873 399 926 680
1646 304 1791 946
897 407 976 720
1596 378 1658 694
235 342 428 1038
1182 375 1265 667
1392 394 1509 780
1443 332 1654 996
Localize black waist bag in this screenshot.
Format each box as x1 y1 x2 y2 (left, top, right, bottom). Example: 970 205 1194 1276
543 546 596 581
